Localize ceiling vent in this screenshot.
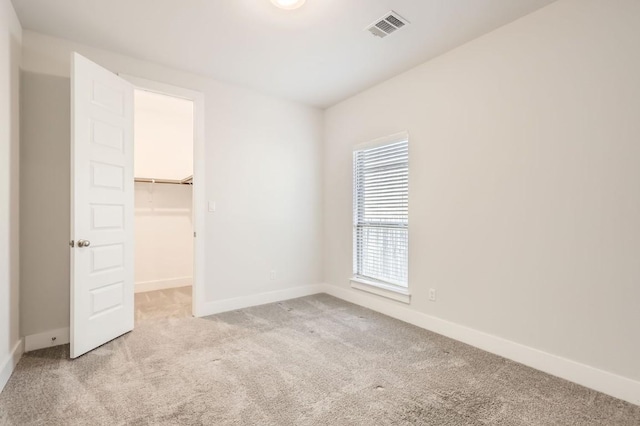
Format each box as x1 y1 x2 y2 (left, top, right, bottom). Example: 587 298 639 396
366 11 410 38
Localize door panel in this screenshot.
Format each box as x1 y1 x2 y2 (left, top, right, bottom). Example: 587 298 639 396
71 52 134 358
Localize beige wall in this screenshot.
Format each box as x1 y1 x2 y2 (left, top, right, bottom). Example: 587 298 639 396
324 0 640 383
19 72 70 336
134 90 193 180
0 0 21 389
20 30 324 336
134 183 193 291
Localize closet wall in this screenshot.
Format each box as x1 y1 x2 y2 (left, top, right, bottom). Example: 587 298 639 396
134 184 192 292
134 90 193 293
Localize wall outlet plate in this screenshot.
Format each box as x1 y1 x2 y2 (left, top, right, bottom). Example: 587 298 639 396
428 288 437 302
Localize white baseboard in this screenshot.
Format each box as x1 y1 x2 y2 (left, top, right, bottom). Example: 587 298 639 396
0 339 24 393
24 327 70 352
135 277 192 293
323 284 640 406
196 284 325 317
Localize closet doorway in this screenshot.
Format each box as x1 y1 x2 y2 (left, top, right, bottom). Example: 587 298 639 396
124 76 205 321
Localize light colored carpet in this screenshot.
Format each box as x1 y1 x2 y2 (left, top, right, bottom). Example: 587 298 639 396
134 285 193 322
1 291 639 425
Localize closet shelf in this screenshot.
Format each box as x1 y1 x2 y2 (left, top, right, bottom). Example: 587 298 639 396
135 175 193 185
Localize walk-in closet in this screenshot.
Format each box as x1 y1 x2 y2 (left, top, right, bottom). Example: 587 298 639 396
133 89 194 319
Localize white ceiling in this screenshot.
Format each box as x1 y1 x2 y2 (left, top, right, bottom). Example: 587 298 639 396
11 0 557 108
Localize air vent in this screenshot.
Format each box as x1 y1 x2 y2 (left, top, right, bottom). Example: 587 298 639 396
366 11 410 38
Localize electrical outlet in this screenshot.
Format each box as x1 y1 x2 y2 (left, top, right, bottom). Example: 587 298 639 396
428 288 437 302
270 270 277 280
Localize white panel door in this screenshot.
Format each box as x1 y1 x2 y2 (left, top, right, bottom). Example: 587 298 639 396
71 52 134 358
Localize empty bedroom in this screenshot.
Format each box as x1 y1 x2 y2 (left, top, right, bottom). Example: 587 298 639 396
1 0 639 424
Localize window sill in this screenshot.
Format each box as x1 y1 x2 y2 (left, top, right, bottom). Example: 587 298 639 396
350 277 411 304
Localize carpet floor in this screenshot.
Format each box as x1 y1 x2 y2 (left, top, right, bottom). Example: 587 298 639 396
1 291 639 425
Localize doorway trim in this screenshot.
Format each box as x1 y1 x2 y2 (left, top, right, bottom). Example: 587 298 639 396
119 74 206 317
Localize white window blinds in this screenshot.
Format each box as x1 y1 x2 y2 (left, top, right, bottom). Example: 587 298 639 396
353 137 408 288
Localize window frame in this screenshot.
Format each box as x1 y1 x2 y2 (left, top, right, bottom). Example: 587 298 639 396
351 131 410 303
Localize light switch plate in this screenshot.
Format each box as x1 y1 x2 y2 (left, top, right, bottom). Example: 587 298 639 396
208 201 216 212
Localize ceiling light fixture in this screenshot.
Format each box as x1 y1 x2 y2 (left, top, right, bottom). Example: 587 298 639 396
270 0 306 10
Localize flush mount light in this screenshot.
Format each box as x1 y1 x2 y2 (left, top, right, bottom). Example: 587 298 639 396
270 0 306 10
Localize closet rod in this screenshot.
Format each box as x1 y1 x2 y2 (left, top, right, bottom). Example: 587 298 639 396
134 176 193 185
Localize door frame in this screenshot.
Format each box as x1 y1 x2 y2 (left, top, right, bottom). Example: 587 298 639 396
120 74 206 317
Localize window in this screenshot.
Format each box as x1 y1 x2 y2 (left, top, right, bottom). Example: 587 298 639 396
353 133 409 295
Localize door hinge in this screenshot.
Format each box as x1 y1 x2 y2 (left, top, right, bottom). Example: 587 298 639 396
193 232 196 238
69 240 75 247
